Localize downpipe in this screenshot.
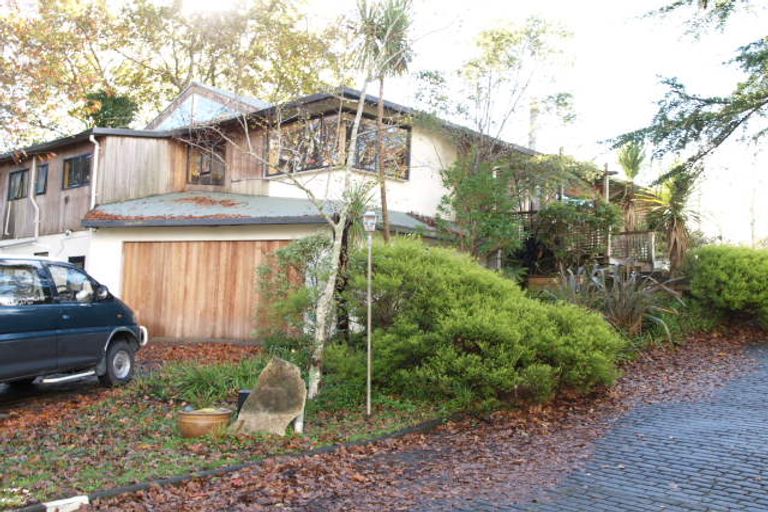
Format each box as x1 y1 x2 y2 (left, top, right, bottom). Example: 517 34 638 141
89 134 100 210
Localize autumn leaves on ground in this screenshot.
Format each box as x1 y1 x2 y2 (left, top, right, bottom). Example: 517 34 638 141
1 328 762 511
0 342 440 510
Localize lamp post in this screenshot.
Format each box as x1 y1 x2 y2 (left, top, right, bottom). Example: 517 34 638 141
362 210 377 417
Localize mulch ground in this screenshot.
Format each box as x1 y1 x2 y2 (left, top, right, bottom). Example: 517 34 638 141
0 342 261 434
85 327 763 512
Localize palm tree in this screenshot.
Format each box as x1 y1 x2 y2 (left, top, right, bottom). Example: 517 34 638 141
641 167 700 274
357 0 413 242
617 141 645 231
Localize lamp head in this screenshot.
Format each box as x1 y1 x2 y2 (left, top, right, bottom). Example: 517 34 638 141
362 211 377 233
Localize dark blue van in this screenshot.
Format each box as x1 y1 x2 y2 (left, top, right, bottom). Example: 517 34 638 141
0 257 147 387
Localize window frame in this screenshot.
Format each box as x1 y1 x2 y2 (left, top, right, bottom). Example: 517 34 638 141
35 163 49 195
265 110 411 180
62 153 93 190
350 118 412 180
187 139 227 186
7 169 29 201
266 113 345 177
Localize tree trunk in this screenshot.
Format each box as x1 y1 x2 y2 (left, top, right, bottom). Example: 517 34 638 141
377 76 391 242
334 217 354 344
306 78 370 400
307 212 347 399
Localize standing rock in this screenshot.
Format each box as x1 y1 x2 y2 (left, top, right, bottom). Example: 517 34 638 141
230 357 306 436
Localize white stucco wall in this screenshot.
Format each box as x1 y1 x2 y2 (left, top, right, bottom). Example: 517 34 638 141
0 229 92 262
87 224 326 297
265 125 456 217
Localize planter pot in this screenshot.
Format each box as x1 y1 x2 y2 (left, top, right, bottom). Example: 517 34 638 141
526 275 560 292
178 408 233 438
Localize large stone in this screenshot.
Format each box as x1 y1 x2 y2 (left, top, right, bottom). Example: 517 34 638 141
230 357 306 437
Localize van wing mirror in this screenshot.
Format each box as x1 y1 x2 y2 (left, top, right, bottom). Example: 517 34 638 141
95 285 110 301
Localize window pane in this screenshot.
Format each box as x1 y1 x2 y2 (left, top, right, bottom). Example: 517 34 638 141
188 141 226 185
351 120 409 179
268 115 341 175
50 265 94 303
354 120 378 172
0 265 47 306
63 154 92 189
79 154 92 185
36 164 48 195
8 170 28 200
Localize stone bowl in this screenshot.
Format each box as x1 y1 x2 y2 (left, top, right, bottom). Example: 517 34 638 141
178 408 233 438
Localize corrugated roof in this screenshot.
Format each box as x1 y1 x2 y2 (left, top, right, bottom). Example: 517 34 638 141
82 191 436 235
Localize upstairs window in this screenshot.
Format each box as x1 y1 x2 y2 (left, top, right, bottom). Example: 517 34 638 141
267 115 342 176
63 154 92 189
8 169 28 200
353 119 410 180
266 114 409 179
188 140 226 185
35 163 48 195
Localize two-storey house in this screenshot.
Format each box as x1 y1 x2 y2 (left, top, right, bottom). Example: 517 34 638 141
0 83 534 340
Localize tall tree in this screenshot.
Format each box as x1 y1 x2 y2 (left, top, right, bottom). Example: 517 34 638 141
0 0 348 150
459 17 572 164
642 165 701 274
615 0 767 178
81 89 138 128
356 0 413 242
617 141 645 230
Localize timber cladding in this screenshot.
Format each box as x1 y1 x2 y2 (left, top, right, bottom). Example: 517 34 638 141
121 240 289 340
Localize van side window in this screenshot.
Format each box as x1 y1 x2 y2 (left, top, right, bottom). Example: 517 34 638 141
0 264 49 306
49 265 95 303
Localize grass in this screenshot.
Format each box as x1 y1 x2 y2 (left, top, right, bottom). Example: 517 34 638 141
0 354 441 509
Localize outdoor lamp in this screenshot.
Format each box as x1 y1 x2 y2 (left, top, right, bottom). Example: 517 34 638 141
362 210 377 417
363 211 377 232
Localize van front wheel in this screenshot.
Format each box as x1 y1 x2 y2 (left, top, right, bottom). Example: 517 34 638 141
99 340 135 387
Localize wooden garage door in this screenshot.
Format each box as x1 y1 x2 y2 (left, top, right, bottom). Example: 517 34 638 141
122 241 288 340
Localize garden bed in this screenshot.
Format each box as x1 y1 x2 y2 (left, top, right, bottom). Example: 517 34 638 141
0 343 438 510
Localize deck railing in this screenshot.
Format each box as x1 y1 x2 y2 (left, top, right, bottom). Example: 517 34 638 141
610 231 656 267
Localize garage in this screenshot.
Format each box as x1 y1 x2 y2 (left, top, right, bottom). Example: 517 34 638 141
121 240 288 340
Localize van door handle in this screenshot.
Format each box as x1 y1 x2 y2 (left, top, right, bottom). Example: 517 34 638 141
62 314 71 320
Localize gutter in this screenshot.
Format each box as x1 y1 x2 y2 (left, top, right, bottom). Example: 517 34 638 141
89 135 100 209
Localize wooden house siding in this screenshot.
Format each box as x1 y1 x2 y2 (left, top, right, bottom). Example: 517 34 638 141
97 136 183 204
0 141 93 239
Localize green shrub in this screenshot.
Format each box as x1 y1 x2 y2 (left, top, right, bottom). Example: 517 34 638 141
688 245 768 323
345 238 626 411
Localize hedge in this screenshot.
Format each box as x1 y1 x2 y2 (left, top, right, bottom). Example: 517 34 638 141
688 245 768 323
344 238 626 411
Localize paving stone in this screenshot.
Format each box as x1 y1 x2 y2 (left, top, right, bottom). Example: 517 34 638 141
452 345 768 512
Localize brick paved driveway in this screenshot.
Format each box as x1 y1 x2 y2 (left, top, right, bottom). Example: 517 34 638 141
448 345 768 512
